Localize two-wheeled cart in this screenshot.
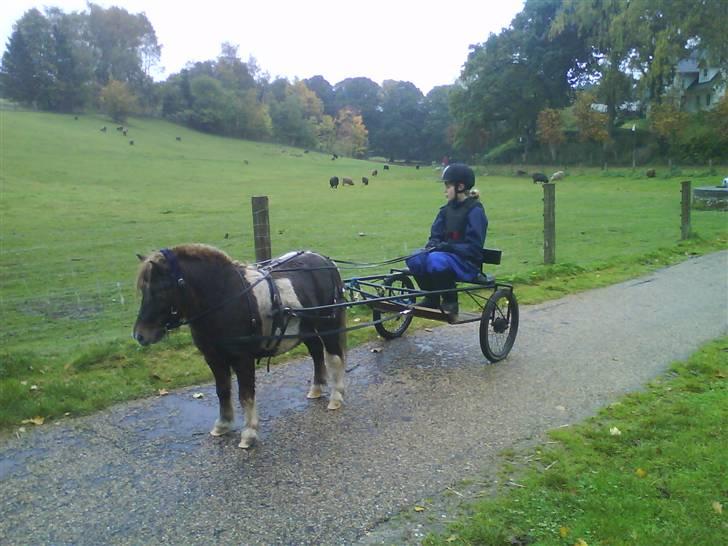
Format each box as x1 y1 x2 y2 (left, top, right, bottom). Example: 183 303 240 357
342 248 519 362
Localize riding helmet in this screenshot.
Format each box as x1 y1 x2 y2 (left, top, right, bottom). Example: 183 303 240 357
442 163 475 191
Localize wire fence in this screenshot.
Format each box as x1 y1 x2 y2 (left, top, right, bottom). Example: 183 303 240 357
1 182 719 357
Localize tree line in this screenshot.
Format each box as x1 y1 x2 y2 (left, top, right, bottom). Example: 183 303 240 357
2 1 727 164
452 0 728 164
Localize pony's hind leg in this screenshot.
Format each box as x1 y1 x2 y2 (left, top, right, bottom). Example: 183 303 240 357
207 356 234 436
233 355 258 449
321 329 346 410
303 336 327 400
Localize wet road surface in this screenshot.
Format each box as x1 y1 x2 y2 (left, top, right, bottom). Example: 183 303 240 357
1 251 726 544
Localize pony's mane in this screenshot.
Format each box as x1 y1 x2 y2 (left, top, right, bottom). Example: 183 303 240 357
136 244 246 290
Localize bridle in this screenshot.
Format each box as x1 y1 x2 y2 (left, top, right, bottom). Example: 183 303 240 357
159 248 186 330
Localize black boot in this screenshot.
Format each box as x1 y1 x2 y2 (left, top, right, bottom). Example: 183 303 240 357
440 291 459 317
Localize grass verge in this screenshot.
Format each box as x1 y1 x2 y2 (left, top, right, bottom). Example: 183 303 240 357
423 337 728 546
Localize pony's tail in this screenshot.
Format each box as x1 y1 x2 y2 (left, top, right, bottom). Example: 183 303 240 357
469 188 480 200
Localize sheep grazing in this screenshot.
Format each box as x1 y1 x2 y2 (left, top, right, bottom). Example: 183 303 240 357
122 129 128 136
176 136 182 141
100 126 107 132
415 165 420 170
371 169 378 176
331 153 339 160
550 170 565 182
362 176 369 186
516 169 528 176
532 172 549 184
646 169 656 178
383 165 390 170
129 140 134 145
329 176 339 189
342 177 354 186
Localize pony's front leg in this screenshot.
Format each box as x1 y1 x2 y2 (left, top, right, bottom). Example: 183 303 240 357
233 355 258 449
206 356 234 436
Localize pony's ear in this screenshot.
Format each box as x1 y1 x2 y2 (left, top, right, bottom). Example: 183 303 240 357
136 253 146 262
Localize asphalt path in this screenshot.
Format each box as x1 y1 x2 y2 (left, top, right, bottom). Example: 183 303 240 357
1 251 726 545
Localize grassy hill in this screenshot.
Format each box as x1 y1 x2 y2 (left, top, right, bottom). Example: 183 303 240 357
0 110 726 426
2 111 727 355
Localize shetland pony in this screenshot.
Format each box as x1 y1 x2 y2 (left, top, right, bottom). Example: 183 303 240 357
133 244 347 448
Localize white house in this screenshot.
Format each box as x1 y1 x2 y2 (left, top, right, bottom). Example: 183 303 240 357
674 54 726 112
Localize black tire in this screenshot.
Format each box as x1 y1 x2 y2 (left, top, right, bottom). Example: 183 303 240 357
479 288 519 362
373 273 415 339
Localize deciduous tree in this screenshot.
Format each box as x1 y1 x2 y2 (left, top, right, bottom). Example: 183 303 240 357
99 79 137 122
537 108 565 161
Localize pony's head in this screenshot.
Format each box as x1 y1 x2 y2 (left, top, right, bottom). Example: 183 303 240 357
133 250 182 346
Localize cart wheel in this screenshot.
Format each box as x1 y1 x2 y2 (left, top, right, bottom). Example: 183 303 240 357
374 273 415 339
480 288 519 362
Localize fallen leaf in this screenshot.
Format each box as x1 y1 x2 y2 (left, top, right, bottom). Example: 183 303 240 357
20 380 28 386
610 427 621 436
30 384 39 391
353 318 361 323
18 427 26 433
371 347 382 353
446 535 459 543
192 392 204 399
559 526 570 538
158 389 169 396
574 539 588 546
21 416 45 426
635 468 647 478
425 328 433 333
712 501 723 514
414 505 426 512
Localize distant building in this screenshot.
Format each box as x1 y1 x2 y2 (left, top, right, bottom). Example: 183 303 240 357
674 53 725 112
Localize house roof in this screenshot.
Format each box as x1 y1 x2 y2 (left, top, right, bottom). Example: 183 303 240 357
686 71 723 92
677 58 700 73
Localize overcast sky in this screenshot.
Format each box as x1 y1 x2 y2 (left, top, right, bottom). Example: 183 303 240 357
1 0 524 94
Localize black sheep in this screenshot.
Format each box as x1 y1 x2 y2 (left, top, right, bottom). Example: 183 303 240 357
532 172 549 184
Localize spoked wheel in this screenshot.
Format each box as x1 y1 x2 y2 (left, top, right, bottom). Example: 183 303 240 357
479 288 519 362
373 273 415 339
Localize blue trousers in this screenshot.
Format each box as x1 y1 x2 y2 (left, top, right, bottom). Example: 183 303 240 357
405 251 479 290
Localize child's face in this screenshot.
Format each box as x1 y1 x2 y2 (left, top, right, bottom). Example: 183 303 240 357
444 183 457 201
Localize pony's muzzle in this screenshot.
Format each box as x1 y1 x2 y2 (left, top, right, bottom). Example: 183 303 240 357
132 324 164 346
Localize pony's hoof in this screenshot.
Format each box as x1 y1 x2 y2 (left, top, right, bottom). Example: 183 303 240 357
210 421 232 436
238 430 258 449
327 398 342 411
307 385 323 399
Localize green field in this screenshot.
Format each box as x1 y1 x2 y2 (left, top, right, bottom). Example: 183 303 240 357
0 110 726 427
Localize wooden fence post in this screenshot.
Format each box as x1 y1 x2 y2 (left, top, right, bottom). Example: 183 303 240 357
681 181 691 240
543 183 556 265
251 195 272 262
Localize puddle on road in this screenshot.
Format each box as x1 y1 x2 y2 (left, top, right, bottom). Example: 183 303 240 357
1 333 473 472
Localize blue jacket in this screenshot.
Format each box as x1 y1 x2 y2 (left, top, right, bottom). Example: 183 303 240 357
427 198 488 266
